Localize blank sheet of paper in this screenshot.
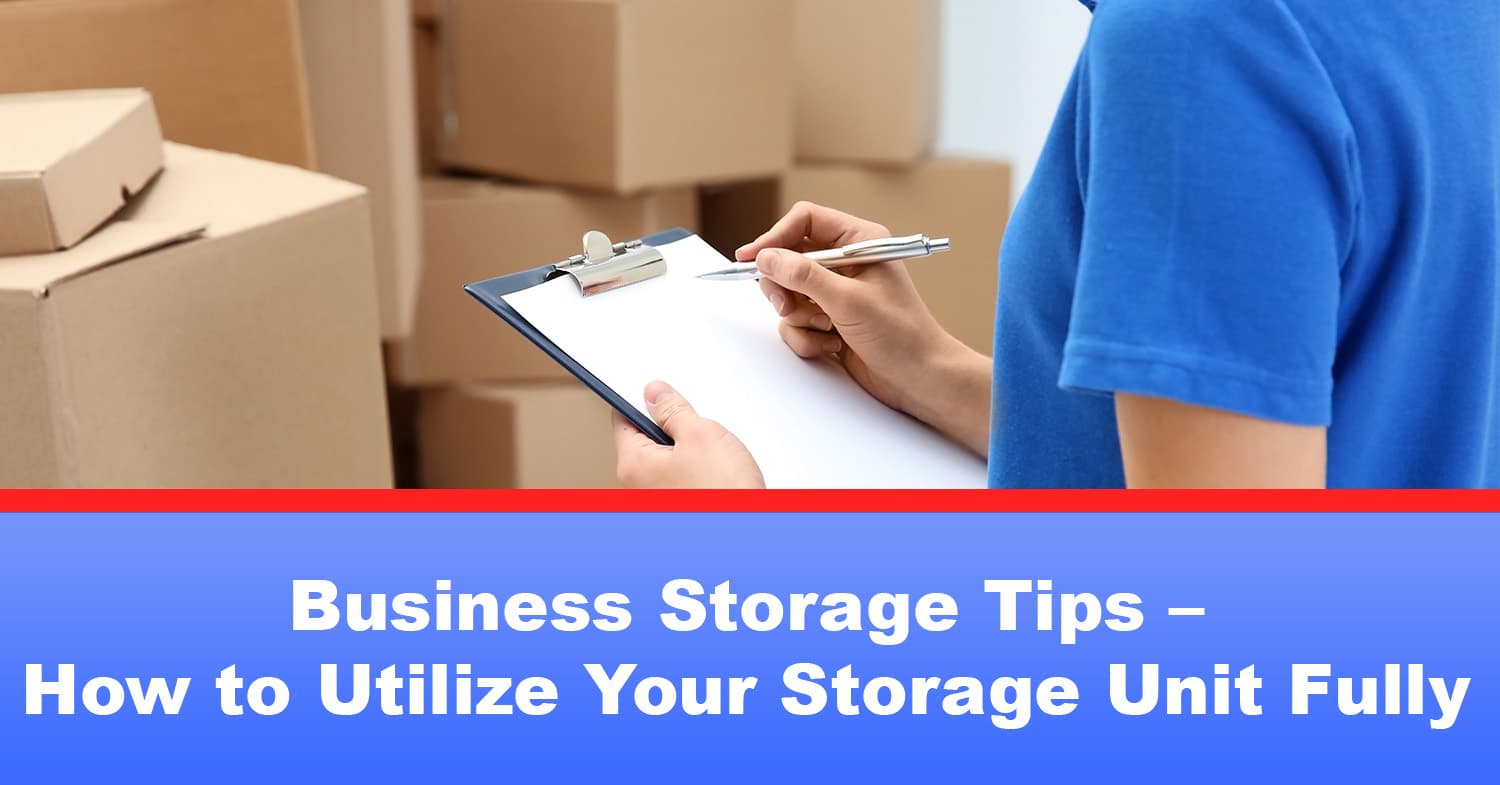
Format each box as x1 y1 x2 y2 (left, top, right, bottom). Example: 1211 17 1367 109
502 234 987 488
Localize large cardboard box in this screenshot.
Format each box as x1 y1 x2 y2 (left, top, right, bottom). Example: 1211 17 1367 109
300 0 424 339
0 0 315 168
387 177 697 384
419 382 617 488
0 89 164 256
0 143 392 487
440 0 794 192
795 0 941 163
700 159 1012 354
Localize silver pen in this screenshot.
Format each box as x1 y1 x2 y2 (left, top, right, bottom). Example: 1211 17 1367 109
695 234 952 281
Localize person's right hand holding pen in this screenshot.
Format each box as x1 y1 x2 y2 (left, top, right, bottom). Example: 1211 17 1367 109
737 201 993 457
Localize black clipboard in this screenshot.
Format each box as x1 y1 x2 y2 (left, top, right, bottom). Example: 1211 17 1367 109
463 227 695 446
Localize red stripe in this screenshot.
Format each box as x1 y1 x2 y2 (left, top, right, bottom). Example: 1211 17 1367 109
0 489 1496 513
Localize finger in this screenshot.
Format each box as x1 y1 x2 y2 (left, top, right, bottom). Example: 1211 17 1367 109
644 381 705 440
736 201 817 260
778 322 844 359
612 410 660 453
781 299 834 331
757 248 860 311
758 276 795 316
736 201 868 260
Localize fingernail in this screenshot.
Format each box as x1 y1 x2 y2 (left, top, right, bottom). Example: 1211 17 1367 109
812 314 833 331
825 337 843 353
735 243 753 260
769 292 786 315
645 382 673 404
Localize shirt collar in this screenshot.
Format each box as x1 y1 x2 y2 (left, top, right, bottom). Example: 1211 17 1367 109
1079 0 1097 9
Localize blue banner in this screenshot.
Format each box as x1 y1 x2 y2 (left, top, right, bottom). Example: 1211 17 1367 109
2 513 1494 782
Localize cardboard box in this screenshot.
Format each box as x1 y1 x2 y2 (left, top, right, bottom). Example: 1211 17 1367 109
0 89 164 256
0 143 392 487
440 0 794 192
795 0 941 163
419 382 617 488
300 0 424 339
700 159 1012 354
0 0 315 168
387 177 697 384
410 9 444 175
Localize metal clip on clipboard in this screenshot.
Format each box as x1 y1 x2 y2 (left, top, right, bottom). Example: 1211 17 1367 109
548 230 667 297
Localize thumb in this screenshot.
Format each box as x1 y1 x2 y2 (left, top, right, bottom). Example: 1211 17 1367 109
644 381 701 439
757 248 858 310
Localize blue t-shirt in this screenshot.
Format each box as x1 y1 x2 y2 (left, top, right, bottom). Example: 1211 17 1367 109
989 0 1500 487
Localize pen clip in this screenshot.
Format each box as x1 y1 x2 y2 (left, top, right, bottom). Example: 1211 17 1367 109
840 234 929 257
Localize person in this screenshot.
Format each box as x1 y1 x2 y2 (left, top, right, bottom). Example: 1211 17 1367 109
613 0 1500 489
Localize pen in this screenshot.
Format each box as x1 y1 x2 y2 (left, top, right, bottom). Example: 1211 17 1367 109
695 234 952 281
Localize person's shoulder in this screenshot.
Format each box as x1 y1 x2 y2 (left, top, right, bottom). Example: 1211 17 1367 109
1088 0 1295 51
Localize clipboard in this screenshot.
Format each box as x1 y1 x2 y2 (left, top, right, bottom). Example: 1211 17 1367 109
462 228 987 488
463 227 692 445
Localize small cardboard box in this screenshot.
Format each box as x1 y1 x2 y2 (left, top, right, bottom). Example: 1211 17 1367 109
795 0 941 163
440 0 794 192
0 89 164 256
419 382 618 488
0 0 315 168
700 159 1012 354
387 177 697 384
0 143 392 487
300 0 424 339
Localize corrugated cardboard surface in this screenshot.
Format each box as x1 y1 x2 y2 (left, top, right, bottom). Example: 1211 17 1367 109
701 160 1012 354
0 294 61 487
0 144 392 487
300 0 423 339
0 0 315 168
419 382 618 488
795 0 941 163
0 89 164 256
387 177 698 384
441 0 793 192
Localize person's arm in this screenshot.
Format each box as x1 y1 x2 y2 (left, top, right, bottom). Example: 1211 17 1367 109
1114 393 1326 488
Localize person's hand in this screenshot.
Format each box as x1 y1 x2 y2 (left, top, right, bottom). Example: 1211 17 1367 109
736 201 968 416
613 381 765 489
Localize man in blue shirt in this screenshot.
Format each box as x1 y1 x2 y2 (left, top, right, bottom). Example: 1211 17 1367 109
613 0 1500 488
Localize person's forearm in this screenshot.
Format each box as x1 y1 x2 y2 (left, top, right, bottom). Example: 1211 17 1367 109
896 338 993 457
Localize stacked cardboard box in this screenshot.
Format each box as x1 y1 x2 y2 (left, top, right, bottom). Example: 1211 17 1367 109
406 0 795 488
0 2 402 488
0 90 391 487
700 0 1011 355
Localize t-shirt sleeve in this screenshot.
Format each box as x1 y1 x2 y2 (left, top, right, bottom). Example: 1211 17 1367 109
1059 0 1358 426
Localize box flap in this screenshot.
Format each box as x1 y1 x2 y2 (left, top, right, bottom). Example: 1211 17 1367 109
0 219 205 297
126 143 366 237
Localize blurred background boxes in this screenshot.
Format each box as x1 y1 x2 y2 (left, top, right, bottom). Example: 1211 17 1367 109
700 159 1010 353
387 178 697 385
300 0 424 339
0 143 391 488
418 382 618 489
1 0 1037 488
795 0 941 163
0 0 315 168
0 89 163 256
437 0 794 192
